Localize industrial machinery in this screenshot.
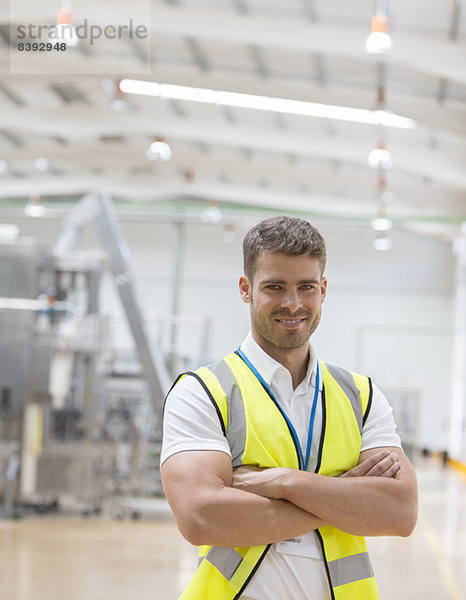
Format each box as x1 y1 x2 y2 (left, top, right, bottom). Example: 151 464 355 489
0 193 205 516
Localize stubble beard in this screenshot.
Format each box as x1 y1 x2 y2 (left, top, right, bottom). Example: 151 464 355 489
251 305 321 351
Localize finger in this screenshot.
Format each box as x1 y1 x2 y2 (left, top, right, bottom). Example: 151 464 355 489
341 450 389 478
382 460 401 478
364 453 397 476
355 449 391 475
365 453 399 477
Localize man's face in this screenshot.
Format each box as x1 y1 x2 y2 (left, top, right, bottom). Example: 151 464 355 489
239 251 327 354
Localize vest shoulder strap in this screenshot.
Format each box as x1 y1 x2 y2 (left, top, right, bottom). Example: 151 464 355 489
166 362 233 436
195 356 244 435
323 362 372 433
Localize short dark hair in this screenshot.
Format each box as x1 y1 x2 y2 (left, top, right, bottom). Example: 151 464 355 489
243 216 327 280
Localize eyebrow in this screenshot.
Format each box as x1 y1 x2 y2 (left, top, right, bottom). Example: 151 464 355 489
260 279 321 285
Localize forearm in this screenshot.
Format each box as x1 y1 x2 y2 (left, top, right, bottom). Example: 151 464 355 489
233 449 418 537
161 451 325 548
277 469 417 537
183 484 325 547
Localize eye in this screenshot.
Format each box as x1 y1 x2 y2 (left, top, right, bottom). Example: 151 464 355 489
265 284 281 290
299 284 316 291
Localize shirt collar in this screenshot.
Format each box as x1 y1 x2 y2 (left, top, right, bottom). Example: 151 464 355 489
239 331 320 390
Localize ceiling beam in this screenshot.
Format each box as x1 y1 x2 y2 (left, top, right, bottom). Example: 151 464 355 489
231 0 249 15
0 83 26 106
0 128 25 147
49 83 89 104
313 53 326 85
449 0 462 41
184 36 210 71
145 5 466 86
3 4 463 84
0 176 463 238
248 45 269 79
302 0 319 23
0 105 464 189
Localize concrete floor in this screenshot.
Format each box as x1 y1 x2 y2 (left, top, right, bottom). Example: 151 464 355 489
1 457 464 600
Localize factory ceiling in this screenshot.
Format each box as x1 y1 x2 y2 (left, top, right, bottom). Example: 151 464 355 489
0 0 465 241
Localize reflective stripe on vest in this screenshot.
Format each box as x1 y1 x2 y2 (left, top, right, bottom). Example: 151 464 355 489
328 551 374 587
176 353 379 600
200 547 242 580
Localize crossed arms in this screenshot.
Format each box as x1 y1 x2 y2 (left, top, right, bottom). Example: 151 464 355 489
161 446 418 548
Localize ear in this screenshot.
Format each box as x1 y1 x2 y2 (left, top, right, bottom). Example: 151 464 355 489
239 275 252 304
320 277 328 303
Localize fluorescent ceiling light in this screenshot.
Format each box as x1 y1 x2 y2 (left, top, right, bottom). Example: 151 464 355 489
223 226 236 243
119 79 416 130
373 236 393 251
380 190 394 204
373 110 414 129
365 31 392 55
365 13 392 55
0 224 20 241
200 206 222 223
371 217 393 232
24 196 45 217
368 147 393 170
25 202 46 217
35 157 51 172
50 7 79 47
147 140 172 161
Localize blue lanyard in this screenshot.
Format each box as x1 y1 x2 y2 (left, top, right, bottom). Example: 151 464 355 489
236 348 320 472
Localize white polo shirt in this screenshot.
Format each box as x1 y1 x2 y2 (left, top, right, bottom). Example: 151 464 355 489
162 333 401 600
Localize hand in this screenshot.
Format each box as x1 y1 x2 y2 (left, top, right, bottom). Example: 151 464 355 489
341 448 400 479
232 466 286 499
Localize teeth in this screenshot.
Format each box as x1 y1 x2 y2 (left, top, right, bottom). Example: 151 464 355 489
278 319 303 324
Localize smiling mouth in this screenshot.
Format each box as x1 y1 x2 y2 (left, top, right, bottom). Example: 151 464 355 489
275 318 307 327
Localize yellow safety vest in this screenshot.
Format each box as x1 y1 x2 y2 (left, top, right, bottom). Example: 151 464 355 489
173 351 380 600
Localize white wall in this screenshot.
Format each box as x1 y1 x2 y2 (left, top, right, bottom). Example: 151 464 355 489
2 213 455 452
314 231 454 452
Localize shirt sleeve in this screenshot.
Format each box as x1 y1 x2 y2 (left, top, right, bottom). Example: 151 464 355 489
160 374 232 465
360 382 402 451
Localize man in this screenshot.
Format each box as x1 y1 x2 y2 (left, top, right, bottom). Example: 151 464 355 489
161 216 418 600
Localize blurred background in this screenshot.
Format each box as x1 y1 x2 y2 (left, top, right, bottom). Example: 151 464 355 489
0 1 465 599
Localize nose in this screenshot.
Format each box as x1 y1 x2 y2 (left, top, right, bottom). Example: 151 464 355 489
281 289 302 312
